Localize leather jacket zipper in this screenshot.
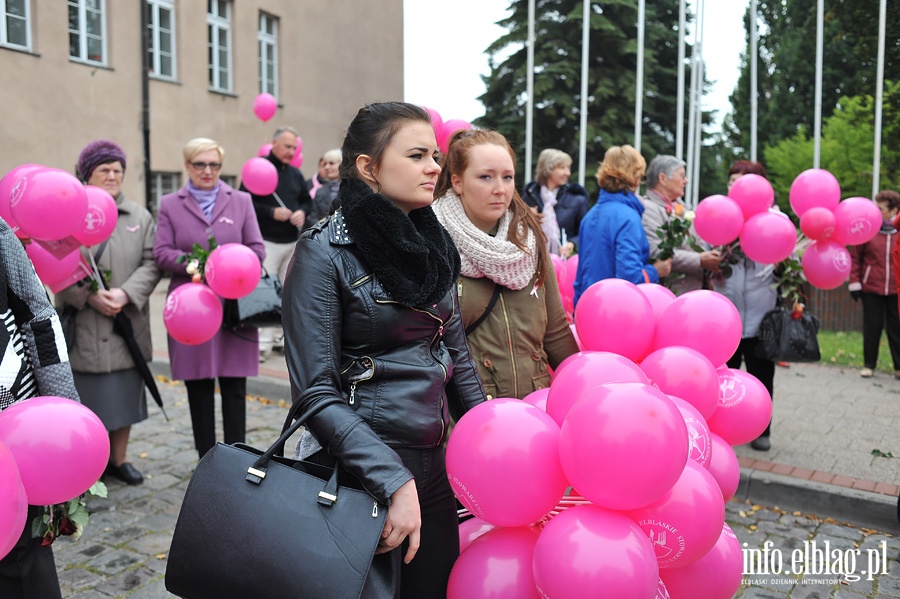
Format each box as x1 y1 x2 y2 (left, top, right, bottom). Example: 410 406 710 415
347 356 374 405
351 273 373 288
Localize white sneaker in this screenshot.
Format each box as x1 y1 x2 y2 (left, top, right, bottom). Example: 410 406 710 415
860 367 874 378
259 349 271 363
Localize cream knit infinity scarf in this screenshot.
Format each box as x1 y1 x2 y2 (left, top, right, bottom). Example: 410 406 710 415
433 191 537 291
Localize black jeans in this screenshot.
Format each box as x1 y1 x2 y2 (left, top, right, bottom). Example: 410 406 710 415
0 505 62 599
861 293 900 370
183 377 247 458
727 337 775 438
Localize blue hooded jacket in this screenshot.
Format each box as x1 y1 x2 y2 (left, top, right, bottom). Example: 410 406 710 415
574 189 659 305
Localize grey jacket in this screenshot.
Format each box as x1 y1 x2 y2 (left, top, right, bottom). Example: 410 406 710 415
55 195 161 373
641 189 704 295
711 258 777 338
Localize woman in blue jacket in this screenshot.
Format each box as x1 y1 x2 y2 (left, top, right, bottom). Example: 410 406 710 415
574 145 671 305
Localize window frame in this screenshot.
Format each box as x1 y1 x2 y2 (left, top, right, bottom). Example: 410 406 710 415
0 0 31 51
257 12 278 98
207 0 232 93
146 0 176 80
149 171 181 217
68 0 107 66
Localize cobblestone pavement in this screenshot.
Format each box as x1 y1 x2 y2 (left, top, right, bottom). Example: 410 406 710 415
46 374 898 598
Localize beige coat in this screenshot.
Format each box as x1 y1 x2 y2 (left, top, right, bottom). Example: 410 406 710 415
641 189 704 295
458 262 579 400
55 195 161 373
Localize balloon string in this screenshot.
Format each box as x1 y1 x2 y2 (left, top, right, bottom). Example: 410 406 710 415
87 249 104 289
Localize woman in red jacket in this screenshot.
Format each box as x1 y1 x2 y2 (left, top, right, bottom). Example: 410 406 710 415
851 190 900 377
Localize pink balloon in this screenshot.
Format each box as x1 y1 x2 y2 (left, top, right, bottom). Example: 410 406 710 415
801 240 852 290
10 168 88 240
789 168 841 218
693 195 745 246
447 399 568 527
549 350 589 381
290 149 303 169
727 174 774 220
575 279 655 362
533 505 659 599
0 164 42 231
448 526 540 598
437 119 473 154
640 346 720 420
636 283 677 321
706 368 772 446
24 241 82 286
546 351 649 426
667 395 712 468
0 396 109 505
522 388 549 411
0 440 27 561
627 461 725 568
659 524 743 599
558 383 688 510
422 106 444 136
240 157 279 196
707 432 740 502
832 197 883 246
252 93 277 122
205 243 262 299
799 206 837 242
163 283 224 346
458 517 497 553
653 290 742 367
556 255 577 316
73 185 118 246
257 143 273 157
739 211 797 264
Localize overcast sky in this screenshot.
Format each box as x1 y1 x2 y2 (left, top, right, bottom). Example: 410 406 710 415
402 0 750 130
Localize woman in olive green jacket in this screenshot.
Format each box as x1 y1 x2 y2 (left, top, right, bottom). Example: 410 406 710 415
433 129 578 399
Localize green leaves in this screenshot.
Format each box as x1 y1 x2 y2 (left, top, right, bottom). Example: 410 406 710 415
175 235 218 280
32 480 109 545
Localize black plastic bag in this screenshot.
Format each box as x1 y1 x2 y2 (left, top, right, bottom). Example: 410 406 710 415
755 306 821 363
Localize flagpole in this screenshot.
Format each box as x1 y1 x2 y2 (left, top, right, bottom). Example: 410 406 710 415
813 0 823 168
750 0 758 163
676 0 686 160
872 0 886 199
634 0 645 153
578 0 590 187
525 0 536 183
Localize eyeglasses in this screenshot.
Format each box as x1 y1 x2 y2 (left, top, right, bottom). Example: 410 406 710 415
95 166 123 177
190 161 222 171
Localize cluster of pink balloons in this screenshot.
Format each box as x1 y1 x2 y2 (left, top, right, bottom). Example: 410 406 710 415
550 253 578 319
791 169 881 289
0 396 110 560
694 174 797 264
0 164 119 292
422 107 473 154
162 243 261 346
445 281 768 597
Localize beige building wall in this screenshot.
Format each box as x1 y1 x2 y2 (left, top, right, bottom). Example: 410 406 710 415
0 1 403 208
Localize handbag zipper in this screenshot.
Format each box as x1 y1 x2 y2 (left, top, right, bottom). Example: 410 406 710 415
372 502 378 518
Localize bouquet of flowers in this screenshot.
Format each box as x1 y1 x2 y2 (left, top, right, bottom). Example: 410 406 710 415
33 481 107 545
655 207 701 288
176 235 219 282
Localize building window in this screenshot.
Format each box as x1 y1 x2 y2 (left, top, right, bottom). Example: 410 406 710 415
207 0 231 92
149 172 180 216
147 0 176 79
1 0 30 50
220 174 236 189
68 0 106 65
258 12 278 97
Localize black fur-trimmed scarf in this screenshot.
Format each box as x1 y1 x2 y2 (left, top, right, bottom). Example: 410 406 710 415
340 178 460 308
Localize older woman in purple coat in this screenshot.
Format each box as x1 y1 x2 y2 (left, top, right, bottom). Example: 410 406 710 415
153 137 265 459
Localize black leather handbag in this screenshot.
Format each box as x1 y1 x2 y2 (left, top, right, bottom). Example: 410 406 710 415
222 268 282 329
165 398 394 599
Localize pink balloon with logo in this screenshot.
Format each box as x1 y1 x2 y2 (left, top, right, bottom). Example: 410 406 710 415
546 351 649 426
706 368 772 446
0 440 27 561
832 197 883 246
10 168 88 240
707 432 740 502
640 346 719 420
693 194 745 246
163 283 224 346
252 93 277 122
522 388 549 411
458 517 497 553
290 150 303 169
789 168 841 218
739 211 797 264
73 185 118 246
205 243 262 299
438 118 473 154
241 158 279 196
558 383 688 510
801 240 852 290
659 524 743 599
727 174 774 220
627 461 725 569
799 206 837 242
448 526 540 598
653 290 742 368
257 143 273 157
24 241 82 286
0 164 42 232
667 395 712 467
0 396 110 505
447 399 568 527
533 505 659 599
637 283 676 321
575 278 656 362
